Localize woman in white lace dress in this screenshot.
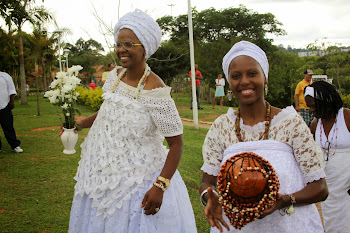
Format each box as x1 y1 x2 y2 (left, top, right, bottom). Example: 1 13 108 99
68 9 197 233
305 81 350 233
198 41 328 233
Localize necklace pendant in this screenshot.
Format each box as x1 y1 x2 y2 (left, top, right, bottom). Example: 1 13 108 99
126 89 131 94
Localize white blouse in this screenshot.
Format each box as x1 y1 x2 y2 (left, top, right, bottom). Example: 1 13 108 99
73 69 183 218
215 78 225 87
202 106 325 185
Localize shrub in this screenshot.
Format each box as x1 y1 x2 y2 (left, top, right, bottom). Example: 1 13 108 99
76 86 104 111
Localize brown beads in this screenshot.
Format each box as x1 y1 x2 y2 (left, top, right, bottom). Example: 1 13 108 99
217 152 280 229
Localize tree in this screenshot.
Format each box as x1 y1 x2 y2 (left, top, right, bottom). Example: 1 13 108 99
307 39 349 93
157 6 286 43
66 38 105 78
1 0 52 104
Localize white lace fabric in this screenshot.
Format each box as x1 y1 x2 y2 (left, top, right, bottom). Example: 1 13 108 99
202 106 325 184
74 70 183 218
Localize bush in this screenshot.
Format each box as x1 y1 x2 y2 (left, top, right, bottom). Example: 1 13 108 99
342 94 350 108
76 86 103 111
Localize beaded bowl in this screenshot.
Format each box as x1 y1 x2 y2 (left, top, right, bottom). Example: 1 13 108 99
217 152 280 229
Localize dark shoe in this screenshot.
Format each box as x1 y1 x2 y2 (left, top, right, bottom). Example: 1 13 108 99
198 107 204 110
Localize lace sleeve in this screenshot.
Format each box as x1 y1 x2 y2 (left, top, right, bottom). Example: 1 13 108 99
141 87 183 137
201 115 227 176
290 114 325 184
102 69 117 93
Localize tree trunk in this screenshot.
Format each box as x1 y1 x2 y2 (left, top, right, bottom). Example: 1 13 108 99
42 55 47 92
18 30 27 104
35 60 40 116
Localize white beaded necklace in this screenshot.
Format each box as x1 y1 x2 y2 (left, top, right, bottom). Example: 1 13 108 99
110 64 151 99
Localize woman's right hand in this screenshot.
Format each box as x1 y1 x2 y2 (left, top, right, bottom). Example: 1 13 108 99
205 187 230 232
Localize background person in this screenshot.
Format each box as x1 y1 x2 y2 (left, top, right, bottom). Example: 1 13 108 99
212 73 225 110
101 63 116 84
305 81 350 233
89 79 96 90
199 41 327 233
190 64 203 110
0 71 23 153
68 9 197 233
295 69 314 127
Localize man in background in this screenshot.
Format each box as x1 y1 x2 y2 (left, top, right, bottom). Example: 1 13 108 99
102 63 116 84
295 69 314 127
0 71 23 153
190 64 203 110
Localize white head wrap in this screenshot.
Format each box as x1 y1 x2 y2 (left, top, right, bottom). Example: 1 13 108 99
113 9 162 59
304 86 315 98
222 41 269 83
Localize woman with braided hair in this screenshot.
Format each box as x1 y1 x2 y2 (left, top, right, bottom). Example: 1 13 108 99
305 81 350 233
199 41 328 233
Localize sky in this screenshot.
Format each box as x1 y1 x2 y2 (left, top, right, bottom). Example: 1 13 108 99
17 0 350 52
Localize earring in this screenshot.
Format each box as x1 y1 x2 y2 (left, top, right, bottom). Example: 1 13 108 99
265 83 268 95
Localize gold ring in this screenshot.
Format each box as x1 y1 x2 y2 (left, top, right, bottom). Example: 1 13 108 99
155 207 160 213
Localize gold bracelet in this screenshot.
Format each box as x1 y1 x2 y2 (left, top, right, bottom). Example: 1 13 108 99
157 176 170 188
153 181 167 192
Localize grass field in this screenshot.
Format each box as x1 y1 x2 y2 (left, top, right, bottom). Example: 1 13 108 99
0 94 228 232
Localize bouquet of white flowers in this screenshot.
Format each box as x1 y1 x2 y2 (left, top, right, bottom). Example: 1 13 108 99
44 65 83 129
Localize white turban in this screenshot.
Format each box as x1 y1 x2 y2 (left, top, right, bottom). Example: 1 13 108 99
114 9 162 59
222 41 269 83
304 86 314 98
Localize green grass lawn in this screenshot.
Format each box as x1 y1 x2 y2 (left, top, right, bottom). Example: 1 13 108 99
0 94 222 232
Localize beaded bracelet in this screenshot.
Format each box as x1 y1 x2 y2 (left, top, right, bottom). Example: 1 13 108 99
153 181 167 192
279 193 296 216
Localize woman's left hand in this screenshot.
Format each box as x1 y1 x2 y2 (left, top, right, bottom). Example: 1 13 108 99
141 186 164 215
259 193 284 219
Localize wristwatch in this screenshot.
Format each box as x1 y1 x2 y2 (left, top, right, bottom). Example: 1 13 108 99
157 176 170 188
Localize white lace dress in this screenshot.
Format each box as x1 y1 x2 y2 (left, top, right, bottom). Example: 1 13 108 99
202 107 326 233
68 69 197 233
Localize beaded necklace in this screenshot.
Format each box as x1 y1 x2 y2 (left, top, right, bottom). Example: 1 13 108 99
319 118 338 161
110 63 151 99
235 102 271 142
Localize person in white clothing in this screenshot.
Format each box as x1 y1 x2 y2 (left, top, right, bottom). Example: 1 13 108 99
199 41 328 233
305 81 350 233
67 9 197 233
0 71 23 153
212 73 225 110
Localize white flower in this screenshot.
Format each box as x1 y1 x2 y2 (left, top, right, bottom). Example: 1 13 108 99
62 84 73 93
68 65 83 76
46 65 83 129
61 103 69 109
56 72 65 79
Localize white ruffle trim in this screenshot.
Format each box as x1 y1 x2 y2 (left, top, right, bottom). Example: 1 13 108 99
201 163 220 176
227 106 297 132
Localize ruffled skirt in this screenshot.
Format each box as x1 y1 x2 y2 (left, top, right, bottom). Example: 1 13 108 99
68 170 197 233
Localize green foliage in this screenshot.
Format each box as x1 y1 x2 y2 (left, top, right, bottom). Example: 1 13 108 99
66 38 106 78
157 6 286 43
76 85 103 111
341 93 350 108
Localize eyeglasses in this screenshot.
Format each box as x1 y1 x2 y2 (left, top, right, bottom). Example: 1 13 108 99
115 41 143 50
323 140 331 161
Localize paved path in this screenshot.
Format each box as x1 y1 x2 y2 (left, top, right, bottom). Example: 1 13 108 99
181 118 212 129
